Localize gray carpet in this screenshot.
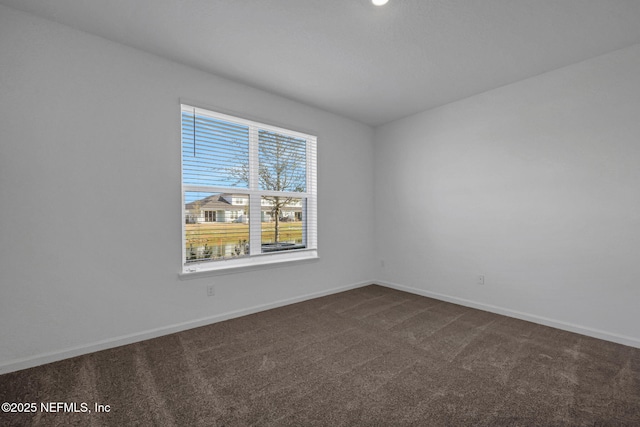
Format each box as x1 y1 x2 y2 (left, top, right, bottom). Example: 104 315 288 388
1 285 639 426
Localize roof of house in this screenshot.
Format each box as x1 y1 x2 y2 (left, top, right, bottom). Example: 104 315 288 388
186 194 301 212
185 194 234 211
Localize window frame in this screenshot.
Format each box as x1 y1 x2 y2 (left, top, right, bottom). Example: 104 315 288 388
180 104 318 276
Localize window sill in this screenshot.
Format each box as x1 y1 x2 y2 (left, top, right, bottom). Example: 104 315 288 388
178 249 319 279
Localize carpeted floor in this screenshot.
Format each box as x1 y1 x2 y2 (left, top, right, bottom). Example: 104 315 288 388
1 285 639 426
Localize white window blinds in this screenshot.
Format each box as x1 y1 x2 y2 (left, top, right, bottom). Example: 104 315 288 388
181 104 317 273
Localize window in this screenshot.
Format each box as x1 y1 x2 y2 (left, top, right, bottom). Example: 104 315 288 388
204 211 216 222
181 104 317 273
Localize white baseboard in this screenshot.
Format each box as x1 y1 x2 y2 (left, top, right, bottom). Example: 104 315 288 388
0 280 373 375
376 279 640 349
3 279 637 375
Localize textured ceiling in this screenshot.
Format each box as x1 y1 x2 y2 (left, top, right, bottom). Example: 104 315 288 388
3 0 640 126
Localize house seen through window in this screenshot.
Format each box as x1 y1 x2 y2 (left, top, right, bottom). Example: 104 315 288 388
181 104 317 273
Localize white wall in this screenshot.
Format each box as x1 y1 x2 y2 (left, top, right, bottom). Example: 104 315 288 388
0 5 375 372
3 4 639 374
374 44 640 347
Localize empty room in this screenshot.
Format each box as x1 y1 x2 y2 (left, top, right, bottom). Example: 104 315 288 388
1 0 639 425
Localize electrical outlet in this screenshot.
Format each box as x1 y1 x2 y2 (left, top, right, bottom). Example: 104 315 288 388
477 275 485 285
207 285 215 296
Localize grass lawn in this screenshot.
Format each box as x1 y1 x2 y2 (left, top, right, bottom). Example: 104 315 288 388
185 222 303 249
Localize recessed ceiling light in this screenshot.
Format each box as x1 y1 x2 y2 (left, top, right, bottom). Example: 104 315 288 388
372 0 389 6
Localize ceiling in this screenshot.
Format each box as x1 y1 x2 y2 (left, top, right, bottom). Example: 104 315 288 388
3 0 640 126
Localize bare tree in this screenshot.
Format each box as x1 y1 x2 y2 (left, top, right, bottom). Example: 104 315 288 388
185 199 203 260
227 130 306 244
191 200 203 223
